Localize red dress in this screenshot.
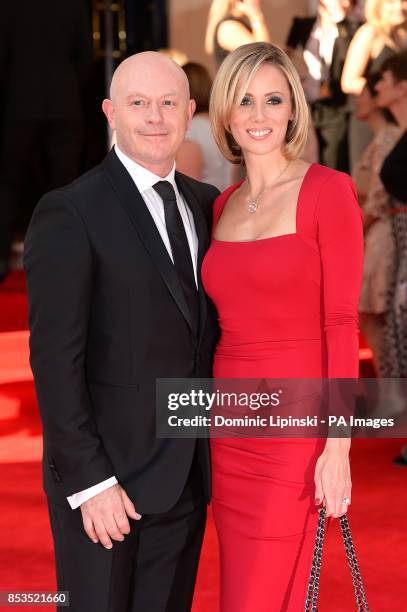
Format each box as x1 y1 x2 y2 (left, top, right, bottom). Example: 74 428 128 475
201 164 364 611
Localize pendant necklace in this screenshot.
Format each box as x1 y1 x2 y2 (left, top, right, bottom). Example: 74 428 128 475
247 160 291 213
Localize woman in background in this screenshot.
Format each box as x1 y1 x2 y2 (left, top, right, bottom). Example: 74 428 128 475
376 50 407 465
285 47 319 164
341 0 407 168
342 0 407 94
375 51 407 378
176 62 232 192
205 0 270 67
203 42 363 610
353 71 399 374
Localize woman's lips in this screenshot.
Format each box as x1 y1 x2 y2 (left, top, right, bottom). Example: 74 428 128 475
246 128 272 140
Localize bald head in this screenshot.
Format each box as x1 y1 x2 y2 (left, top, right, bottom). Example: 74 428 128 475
110 51 190 102
102 51 195 176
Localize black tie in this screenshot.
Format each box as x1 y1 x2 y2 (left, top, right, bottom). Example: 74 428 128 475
153 180 199 335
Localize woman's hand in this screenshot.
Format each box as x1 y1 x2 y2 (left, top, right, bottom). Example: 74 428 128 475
314 439 352 518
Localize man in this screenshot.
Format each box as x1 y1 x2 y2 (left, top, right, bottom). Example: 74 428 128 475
0 0 92 282
287 0 361 171
24 52 219 611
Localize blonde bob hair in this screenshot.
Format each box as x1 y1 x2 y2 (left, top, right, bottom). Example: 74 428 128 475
365 0 406 35
209 42 309 164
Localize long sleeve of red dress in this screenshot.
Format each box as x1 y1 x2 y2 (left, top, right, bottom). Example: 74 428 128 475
317 173 364 379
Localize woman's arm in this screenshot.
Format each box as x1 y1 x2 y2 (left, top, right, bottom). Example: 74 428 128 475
314 173 364 518
176 139 204 181
341 24 375 95
217 2 270 51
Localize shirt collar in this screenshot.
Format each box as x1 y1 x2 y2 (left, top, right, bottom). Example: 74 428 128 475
114 145 178 196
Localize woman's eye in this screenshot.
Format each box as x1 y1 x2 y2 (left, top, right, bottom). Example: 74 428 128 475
267 97 282 105
240 97 252 106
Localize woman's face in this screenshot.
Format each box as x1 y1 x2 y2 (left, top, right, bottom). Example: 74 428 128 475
355 85 378 120
229 63 293 160
375 69 405 108
379 0 406 27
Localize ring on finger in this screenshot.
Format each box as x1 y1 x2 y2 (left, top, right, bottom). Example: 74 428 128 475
341 497 351 505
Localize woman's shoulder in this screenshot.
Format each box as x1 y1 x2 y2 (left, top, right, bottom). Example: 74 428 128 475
354 22 376 40
305 164 358 217
307 163 353 188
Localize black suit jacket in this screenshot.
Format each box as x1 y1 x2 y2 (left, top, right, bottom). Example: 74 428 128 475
24 149 220 513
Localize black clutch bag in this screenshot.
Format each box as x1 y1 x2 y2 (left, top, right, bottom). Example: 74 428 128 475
305 508 369 611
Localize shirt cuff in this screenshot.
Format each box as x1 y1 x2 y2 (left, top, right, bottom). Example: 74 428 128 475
67 476 118 509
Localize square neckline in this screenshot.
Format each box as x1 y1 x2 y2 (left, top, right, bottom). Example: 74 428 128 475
212 163 315 245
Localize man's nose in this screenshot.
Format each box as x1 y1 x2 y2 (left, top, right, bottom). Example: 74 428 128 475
146 101 163 123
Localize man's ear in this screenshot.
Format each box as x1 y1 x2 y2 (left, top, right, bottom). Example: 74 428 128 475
102 99 116 129
188 99 196 121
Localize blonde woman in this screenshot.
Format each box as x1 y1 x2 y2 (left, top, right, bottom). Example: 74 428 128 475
342 0 406 169
202 42 363 610
342 0 407 95
205 0 270 67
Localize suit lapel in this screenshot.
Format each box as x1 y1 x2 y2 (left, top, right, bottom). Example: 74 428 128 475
175 172 209 342
102 150 193 332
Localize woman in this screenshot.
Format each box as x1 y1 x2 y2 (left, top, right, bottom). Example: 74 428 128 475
375 52 407 378
342 0 407 95
176 62 233 191
202 42 363 610
353 71 399 373
341 0 407 168
376 51 407 464
205 0 270 67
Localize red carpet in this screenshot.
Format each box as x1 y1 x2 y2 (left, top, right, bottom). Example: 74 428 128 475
1 273 406 611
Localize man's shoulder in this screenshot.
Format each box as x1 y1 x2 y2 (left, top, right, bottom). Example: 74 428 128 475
38 162 108 212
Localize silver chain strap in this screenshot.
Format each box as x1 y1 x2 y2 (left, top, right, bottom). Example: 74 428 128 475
305 508 369 611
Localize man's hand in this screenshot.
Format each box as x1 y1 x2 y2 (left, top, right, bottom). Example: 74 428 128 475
80 484 142 549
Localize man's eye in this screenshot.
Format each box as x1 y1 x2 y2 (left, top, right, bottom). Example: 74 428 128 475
267 97 282 105
163 100 174 106
132 100 144 106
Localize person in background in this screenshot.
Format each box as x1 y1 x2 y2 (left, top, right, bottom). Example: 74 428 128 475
342 0 407 95
177 62 233 192
375 52 407 466
352 71 400 374
285 47 320 163
0 0 92 283
205 0 270 68
375 51 407 379
341 0 407 168
287 0 360 171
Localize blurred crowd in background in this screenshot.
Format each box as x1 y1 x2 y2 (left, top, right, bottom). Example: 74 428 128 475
0 0 406 457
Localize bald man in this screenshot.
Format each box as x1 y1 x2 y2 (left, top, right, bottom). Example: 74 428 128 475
24 52 219 612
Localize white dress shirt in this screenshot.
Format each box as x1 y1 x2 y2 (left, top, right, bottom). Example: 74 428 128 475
67 145 199 509
303 15 339 103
